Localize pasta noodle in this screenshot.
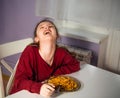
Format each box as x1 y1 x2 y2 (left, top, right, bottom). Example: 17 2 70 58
47 76 80 91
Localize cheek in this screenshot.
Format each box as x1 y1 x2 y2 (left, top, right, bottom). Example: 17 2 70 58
53 32 58 39
52 29 58 36
36 28 43 36
36 30 43 38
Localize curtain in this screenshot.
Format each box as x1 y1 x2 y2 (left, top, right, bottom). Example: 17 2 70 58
105 31 120 74
35 0 113 28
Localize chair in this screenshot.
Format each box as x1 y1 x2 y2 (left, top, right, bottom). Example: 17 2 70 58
0 38 33 97
0 66 5 98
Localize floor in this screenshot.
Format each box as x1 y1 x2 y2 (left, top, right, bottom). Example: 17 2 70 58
2 73 10 90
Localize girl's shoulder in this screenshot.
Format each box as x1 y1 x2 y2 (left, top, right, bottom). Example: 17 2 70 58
23 44 38 53
57 45 69 51
56 46 69 54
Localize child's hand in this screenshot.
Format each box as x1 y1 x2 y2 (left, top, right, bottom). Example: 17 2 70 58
40 83 55 97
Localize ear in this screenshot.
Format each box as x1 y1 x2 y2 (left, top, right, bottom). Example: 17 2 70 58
34 37 39 43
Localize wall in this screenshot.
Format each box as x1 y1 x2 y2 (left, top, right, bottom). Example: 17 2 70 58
0 0 43 75
59 36 99 66
0 0 119 74
0 0 43 44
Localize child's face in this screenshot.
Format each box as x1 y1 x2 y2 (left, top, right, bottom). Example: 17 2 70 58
35 21 58 43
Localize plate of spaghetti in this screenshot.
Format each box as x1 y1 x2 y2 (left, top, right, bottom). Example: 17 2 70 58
47 75 81 92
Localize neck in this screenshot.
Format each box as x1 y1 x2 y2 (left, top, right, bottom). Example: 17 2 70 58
39 41 56 54
39 42 56 66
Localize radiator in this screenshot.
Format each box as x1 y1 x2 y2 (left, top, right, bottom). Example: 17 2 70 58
58 43 92 64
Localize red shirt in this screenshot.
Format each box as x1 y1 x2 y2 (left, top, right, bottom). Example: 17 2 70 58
10 45 80 94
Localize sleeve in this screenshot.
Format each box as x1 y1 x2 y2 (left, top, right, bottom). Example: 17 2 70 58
54 49 80 75
10 46 42 94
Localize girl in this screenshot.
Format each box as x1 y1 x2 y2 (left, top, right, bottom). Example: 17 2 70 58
10 19 80 97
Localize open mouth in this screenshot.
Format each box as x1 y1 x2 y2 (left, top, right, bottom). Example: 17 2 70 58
44 31 51 35
45 32 49 35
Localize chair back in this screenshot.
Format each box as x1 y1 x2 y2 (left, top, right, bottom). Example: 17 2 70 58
0 38 33 96
0 66 5 98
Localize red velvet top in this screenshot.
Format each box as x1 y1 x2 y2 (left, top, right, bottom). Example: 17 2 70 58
10 45 80 94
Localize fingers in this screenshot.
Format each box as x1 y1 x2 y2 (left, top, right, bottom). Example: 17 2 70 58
47 83 55 91
40 83 55 97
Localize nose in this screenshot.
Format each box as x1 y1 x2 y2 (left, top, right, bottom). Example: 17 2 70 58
44 26 49 30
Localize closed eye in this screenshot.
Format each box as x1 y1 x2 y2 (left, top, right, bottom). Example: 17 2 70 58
39 26 44 29
49 25 55 28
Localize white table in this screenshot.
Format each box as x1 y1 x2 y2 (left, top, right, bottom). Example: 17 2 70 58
6 64 120 98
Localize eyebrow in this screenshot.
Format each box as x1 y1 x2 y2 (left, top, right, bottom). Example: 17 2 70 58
40 22 54 26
